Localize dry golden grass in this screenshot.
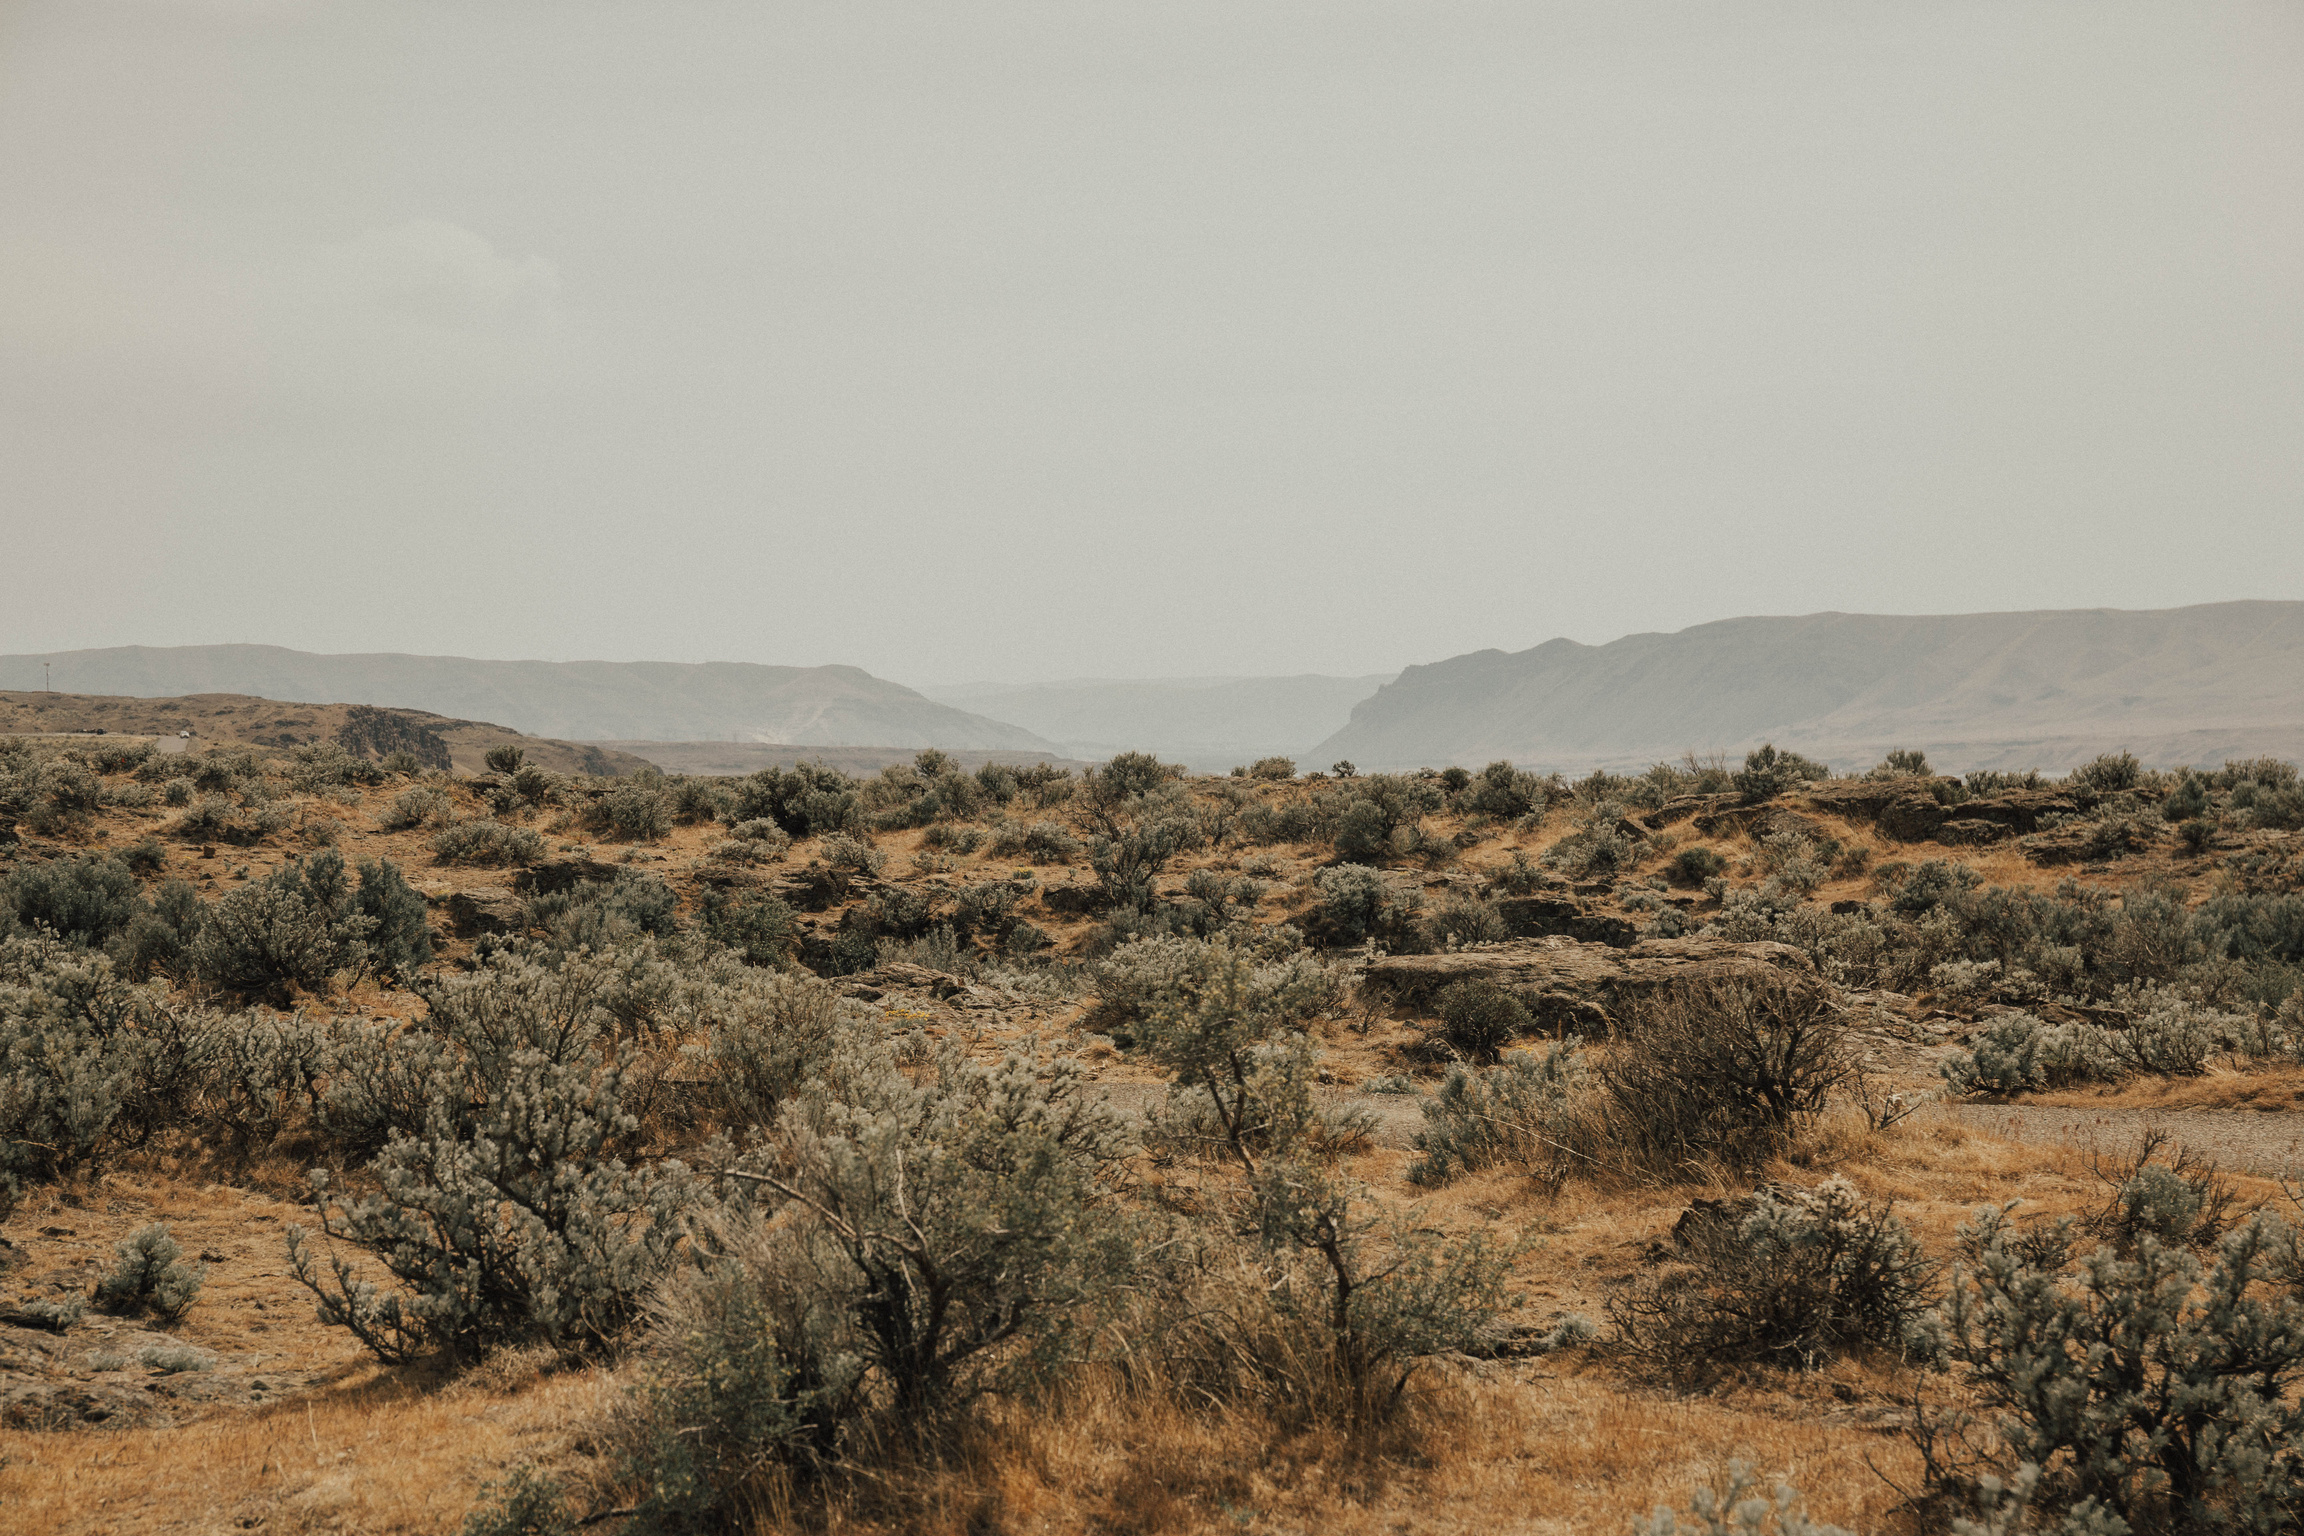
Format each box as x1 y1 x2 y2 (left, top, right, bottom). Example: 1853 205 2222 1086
2024 1061 2304 1114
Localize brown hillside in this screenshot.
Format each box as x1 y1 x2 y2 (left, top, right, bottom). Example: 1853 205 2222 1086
0 691 652 777
598 738 1095 777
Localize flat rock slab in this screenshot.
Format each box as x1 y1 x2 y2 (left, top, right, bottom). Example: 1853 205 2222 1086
1362 936 1819 1032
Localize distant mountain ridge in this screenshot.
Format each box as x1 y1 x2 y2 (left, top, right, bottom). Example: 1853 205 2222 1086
920 674 1393 773
1311 601 2304 774
0 646 1059 752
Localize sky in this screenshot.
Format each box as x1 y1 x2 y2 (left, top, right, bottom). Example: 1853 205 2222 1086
2 0 2299 688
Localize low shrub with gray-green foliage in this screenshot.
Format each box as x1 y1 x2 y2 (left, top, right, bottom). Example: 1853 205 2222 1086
1633 1462 1854 1536
1331 774 1444 861
1460 760 1548 822
0 937 186 1194
1426 891 1507 949
428 818 546 868
1408 1042 1585 1186
92 1222 204 1321
1086 931 1339 1046
702 968 867 1132
1911 1195 2304 1534
188 850 384 1004
1734 743 1830 803
728 763 860 839
989 817 1080 864
586 780 676 842
1232 1159 1514 1426
1307 863 1423 949
1542 803 1648 880
1940 1012 2126 1095
0 855 146 950
700 887 799 970
379 785 456 831
1609 1178 1936 1382
1075 753 1203 911
819 832 884 879
1430 978 1529 1062
704 1039 1137 1443
290 947 705 1362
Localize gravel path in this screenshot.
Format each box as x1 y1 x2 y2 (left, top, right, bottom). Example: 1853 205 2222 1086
1942 1103 2304 1176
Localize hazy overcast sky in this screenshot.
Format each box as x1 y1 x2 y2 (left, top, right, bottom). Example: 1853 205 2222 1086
3 1 2298 686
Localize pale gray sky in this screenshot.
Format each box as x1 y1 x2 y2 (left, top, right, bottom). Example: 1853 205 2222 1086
3 0 2298 687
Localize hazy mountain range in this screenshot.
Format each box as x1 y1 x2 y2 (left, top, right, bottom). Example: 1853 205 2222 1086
11 602 2301 777
1312 601 2304 774
919 675 1393 774
0 646 1056 753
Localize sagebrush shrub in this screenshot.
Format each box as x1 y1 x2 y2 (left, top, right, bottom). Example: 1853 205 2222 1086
716 1041 1136 1434
1086 932 1338 1046
291 948 703 1361
0 855 146 949
379 786 455 831
1913 1197 2304 1534
1734 743 1830 803
1407 1042 1585 1186
2069 750 2142 796
729 763 859 839
819 833 884 879
1460 760 1547 821
1939 1012 2126 1095
1307 863 1423 949
1609 1178 1935 1381
701 888 799 970
1600 976 1853 1173
188 851 382 1004
1426 891 1507 949
92 1222 204 1322
0 937 164 1190
1633 1463 1854 1536
1430 978 1529 1062
587 781 675 842
1670 846 1728 885
428 819 546 868
989 818 1079 864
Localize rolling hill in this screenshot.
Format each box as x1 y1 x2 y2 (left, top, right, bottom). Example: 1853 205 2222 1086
0 691 653 776
0 646 1058 752
919 674 1393 773
1311 601 2304 774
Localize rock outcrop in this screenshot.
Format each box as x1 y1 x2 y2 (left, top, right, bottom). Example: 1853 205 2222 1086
447 885 525 937
1363 935 1820 1033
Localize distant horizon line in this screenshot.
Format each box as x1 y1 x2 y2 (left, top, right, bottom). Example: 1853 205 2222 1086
6 594 2297 688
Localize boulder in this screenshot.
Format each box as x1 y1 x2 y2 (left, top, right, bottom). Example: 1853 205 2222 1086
1875 793 1949 843
1641 793 1741 831
1801 778 1961 823
1934 818 2012 846
2020 819 2157 866
1362 935 1821 1033
1945 791 2080 836
448 885 525 937
1690 804 1826 843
